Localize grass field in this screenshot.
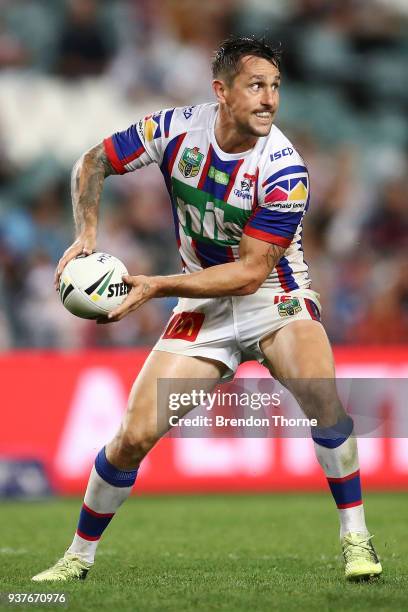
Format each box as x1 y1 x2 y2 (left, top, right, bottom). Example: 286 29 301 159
0 492 407 612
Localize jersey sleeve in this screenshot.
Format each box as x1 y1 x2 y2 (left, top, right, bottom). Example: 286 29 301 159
103 108 177 174
244 157 309 248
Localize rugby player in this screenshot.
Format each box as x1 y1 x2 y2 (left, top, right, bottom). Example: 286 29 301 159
32 36 382 582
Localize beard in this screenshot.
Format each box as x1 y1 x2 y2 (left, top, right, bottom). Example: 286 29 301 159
237 113 274 138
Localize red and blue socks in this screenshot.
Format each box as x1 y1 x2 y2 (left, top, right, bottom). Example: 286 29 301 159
68 419 366 562
312 416 368 537
67 447 138 563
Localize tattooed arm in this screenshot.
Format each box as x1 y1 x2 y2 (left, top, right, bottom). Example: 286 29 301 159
106 235 285 322
55 143 117 286
71 143 116 238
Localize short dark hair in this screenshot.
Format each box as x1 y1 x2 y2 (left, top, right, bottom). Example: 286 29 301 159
212 35 281 84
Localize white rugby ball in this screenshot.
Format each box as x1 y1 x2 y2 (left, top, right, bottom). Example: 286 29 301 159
59 252 129 319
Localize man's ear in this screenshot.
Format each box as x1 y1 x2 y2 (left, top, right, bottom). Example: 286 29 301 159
212 79 228 104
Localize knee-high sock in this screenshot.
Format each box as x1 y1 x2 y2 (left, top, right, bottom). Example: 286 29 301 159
312 416 368 538
67 447 138 563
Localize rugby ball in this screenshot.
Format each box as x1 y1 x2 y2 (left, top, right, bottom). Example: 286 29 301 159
59 252 129 319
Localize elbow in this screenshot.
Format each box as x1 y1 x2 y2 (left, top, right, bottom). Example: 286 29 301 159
245 281 263 295
236 259 269 296
239 277 264 296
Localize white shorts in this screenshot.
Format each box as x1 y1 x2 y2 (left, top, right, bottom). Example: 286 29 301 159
153 288 322 380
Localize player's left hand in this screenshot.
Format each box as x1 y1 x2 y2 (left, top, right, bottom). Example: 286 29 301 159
97 274 156 323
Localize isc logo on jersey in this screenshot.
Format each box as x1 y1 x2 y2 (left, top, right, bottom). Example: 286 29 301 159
270 147 294 161
183 106 196 119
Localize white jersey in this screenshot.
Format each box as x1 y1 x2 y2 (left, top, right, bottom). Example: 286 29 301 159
104 102 311 292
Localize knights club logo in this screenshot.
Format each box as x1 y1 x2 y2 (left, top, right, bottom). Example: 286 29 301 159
233 172 256 200
240 179 252 192
178 147 204 178
240 173 256 192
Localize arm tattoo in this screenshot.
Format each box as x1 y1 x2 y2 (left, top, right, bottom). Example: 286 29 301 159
71 142 117 236
263 243 285 272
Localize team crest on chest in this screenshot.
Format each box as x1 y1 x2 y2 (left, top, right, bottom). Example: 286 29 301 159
178 147 204 178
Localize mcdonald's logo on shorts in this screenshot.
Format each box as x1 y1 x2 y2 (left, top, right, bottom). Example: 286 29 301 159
162 311 205 342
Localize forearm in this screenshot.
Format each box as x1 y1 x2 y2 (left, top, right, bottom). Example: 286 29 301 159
71 143 114 238
150 242 285 299
152 261 261 299
107 241 285 322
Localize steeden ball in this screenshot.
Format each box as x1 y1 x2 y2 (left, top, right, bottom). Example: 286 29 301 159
59 252 129 319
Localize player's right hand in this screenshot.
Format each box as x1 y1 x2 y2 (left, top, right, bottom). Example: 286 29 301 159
55 236 96 290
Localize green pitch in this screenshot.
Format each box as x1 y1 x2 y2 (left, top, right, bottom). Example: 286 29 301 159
1 493 407 612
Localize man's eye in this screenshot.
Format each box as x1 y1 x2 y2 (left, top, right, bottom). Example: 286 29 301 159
250 83 261 91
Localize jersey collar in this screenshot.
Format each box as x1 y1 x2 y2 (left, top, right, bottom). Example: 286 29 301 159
209 106 264 161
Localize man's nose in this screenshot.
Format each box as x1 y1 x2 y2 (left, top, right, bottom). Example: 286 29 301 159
261 88 276 107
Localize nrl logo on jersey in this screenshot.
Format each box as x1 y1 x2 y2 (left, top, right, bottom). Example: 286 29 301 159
178 147 204 178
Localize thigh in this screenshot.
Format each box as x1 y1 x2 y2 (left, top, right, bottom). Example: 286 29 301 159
122 349 226 439
260 320 345 424
234 288 322 363
260 319 335 380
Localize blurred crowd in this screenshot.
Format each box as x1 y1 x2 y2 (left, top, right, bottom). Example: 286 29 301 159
0 0 407 350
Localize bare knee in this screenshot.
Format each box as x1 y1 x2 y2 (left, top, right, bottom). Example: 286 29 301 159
290 379 346 427
107 427 158 470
